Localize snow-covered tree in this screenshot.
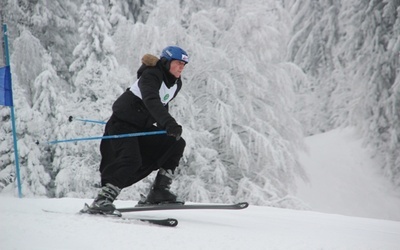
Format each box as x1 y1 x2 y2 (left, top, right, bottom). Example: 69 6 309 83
288 0 400 187
0 0 309 206
53 0 126 197
12 0 400 206
286 0 343 135
177 0 305 205
108 0 144 26
1 0 80 82
109 0 305 205
0 0 83 196
0 30 67 196
339 0 400 186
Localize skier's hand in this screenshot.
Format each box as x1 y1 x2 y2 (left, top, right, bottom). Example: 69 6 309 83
166 123 182 141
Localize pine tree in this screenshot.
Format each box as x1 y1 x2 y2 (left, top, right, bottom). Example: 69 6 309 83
54 0 124 197
108 0 306 206
109 0 144 25
288 0 400 187
0 0 82 196
184 0 305 205
339 0 400 186
4 30 59 196
287 0 342 135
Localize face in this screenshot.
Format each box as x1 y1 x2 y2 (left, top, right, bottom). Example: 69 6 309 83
169 60 186 78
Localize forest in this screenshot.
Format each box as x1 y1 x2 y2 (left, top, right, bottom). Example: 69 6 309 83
0 0 399 208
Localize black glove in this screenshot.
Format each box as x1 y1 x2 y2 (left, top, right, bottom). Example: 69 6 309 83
166 123 182 141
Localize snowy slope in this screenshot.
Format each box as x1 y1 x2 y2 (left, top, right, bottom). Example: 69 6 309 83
1 197 400 250
2 128 400 250
296 128 400 221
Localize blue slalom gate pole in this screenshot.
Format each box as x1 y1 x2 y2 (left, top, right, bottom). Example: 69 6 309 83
2 24 22 198
47 130 167 145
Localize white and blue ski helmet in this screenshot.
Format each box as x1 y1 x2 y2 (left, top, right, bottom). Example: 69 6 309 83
160 46 189 64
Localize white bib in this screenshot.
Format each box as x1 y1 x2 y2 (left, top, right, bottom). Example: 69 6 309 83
130 78 177 106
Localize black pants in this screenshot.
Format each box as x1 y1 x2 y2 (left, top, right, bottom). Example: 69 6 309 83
99 116 186 189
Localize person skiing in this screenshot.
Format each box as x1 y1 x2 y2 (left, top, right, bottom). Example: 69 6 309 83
88 45 189 214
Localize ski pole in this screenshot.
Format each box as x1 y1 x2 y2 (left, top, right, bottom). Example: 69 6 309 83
42 131 167 145
68 116 107 125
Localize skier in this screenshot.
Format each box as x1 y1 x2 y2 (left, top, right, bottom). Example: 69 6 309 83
88 46 189 214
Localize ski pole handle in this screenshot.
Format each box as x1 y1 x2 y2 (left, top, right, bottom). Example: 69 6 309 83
68 116 107 125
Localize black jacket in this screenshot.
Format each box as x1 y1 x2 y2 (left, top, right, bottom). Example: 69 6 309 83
111 55 182 129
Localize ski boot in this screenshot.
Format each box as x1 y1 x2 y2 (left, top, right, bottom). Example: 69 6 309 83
85 183 121 215
138 168 184 206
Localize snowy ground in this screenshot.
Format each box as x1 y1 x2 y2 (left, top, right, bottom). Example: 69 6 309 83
296 127 400 221
1 197 400 250
2 128 400 250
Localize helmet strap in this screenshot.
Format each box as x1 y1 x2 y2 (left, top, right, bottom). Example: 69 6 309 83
160 57 171 71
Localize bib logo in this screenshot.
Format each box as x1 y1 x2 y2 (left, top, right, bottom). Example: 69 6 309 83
163 94 170 101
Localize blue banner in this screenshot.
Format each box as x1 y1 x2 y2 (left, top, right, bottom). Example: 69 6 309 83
0 22 22 198
0 21 13 107
0 65 12 106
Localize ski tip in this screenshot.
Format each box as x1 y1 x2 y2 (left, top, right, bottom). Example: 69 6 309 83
139 218 178 227
237 202 249 209
168 218 178 227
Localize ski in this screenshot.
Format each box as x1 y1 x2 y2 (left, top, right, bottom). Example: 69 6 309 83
79 203 178 227
137 217 178 227
43 204 178 227
116 201 249 213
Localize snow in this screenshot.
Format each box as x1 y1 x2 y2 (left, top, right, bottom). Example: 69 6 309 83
296 127 400 221
2 128 400 250
1 197 400 250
